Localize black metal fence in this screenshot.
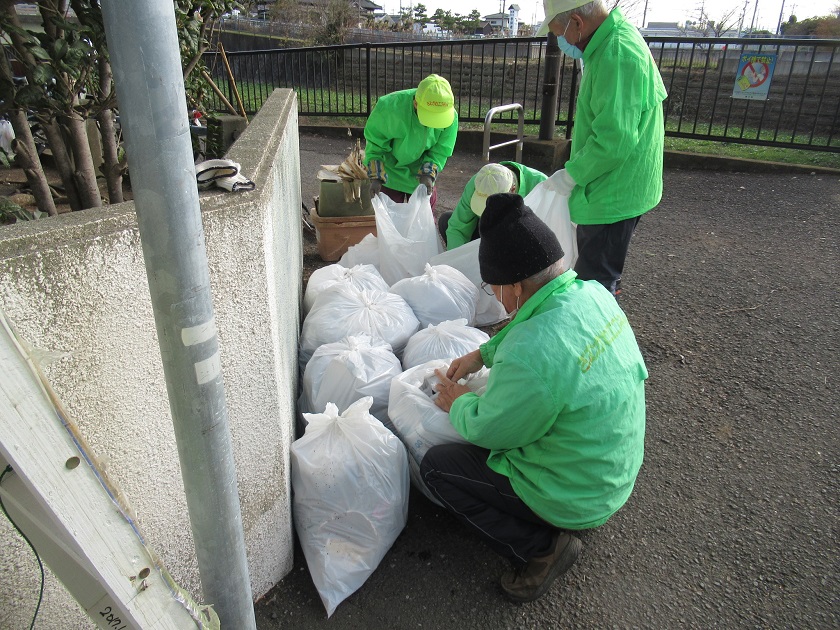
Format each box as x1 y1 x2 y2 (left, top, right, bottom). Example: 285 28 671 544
204 35 840 152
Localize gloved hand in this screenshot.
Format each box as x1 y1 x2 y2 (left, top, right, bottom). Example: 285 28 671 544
544 168 576 197
417 174 435 195
369 178 383 198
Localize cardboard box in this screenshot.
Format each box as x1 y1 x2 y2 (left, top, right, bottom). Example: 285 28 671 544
317 179 374 217
309 206 377 262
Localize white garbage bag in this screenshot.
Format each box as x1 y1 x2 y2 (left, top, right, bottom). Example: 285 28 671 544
429 240 507 326
390 263 479 328
429 184 578 326
300 284 419 371
299 334 402 430
0 119 14 155
292 397 409 617
523 182 578 269
303 263 389 315
401 319 489 371
338 233 380 270
373 186 443 285
388 360 490 503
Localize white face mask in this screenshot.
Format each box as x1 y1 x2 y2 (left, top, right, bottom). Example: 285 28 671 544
498 285 521 317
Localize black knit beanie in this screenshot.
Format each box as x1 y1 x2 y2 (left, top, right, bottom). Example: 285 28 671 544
478 193 564 285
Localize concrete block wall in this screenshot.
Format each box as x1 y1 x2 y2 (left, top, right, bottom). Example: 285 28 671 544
0 89 302 628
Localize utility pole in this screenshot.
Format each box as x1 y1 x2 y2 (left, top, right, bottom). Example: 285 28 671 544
738 0 748 35
775 0 786 34
642 0 649 28
99 1 257 628
749 0 759 33
695 0 708 32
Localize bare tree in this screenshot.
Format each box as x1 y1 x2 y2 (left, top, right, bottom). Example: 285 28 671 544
692 1 740 36
39 0 102 210
707 8 741 36
614 0 646 26
73 0 123 204
0 51 57 216
270 0 363 44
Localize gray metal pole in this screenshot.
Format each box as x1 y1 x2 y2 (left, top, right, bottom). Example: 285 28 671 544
775 0 786 35
99 2 256 628
539 33 561 141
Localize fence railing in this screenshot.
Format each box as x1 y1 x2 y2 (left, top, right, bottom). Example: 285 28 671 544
204 35 840 152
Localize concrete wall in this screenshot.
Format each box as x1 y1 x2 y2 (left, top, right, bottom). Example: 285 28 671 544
0 89 302 628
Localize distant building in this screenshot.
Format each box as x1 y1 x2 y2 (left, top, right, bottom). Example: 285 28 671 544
266 0 384 19
375 13 405 28
475 20 494 37
352 0 383 14
508 4 520 37
483 6 525 36
641 20 739 39
640 22 684 37
646 21 681 31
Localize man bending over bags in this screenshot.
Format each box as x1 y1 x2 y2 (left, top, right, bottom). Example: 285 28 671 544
437 161 547 250
423 193 648 603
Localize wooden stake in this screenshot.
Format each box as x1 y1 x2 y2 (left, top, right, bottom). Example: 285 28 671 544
218 42 248 123
200 69 239 116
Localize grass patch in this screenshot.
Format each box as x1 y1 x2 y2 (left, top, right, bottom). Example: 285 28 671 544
299 114 367 127
664 137 840 168
663 120 840 167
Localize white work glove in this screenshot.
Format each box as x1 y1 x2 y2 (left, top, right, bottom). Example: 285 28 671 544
216 172 255 192
195 159 239 189
544 168 576 197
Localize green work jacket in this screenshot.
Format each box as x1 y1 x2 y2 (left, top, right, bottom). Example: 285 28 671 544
363 89 458 194
449 270 648 530
445 162 547 250
565 8 668 225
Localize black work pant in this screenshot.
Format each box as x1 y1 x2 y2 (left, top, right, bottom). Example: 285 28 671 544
420 443 556 565
437 211 479 247
574 216 641 295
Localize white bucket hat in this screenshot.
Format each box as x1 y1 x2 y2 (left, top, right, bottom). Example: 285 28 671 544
470 164 516 217
537 0 593 36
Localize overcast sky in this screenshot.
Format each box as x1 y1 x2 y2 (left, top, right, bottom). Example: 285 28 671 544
380 0 839 32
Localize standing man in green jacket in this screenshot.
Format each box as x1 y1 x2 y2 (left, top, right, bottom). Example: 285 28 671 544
364 74 458 212
422 193 647 603
539 0 667 298
438 161 547 249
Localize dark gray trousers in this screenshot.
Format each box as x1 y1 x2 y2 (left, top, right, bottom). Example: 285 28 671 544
574 215 642 295
420 443 556 565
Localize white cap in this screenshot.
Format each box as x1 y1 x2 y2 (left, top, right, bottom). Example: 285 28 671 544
537 0 592 37
470 164 516 217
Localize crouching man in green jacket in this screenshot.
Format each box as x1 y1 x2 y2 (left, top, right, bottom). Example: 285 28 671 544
423 192 648 603
438 161 547 250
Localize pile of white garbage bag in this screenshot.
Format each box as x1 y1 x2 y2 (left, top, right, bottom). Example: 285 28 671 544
292 398 409 617
291 182 577 616
388 359 491 505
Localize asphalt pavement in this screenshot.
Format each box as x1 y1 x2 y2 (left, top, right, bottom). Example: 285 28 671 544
253 130 839 629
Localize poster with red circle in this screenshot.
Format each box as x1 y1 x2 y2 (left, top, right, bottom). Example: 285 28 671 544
732 53 777 101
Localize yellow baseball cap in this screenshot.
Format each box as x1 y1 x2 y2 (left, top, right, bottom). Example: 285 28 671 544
537 0 592 36
470 164 516 216
415 75 455 129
